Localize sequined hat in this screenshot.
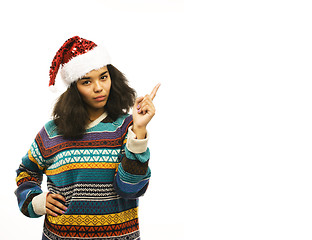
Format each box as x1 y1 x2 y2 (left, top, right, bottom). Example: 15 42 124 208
49 36 111 87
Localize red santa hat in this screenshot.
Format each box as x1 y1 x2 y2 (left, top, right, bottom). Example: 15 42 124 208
49 36 111 87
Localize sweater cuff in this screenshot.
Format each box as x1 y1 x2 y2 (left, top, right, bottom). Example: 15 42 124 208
126 126 149 154
32 192 48 216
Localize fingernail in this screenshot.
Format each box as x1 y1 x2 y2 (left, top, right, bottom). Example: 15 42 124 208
54 213 58 217
65 207 68 210
137 104 140 109
61 211 65 214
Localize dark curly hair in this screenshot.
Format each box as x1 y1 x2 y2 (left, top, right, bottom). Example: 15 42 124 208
52 64 136 139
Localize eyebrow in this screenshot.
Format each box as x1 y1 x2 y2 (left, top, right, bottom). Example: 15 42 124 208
100 71 108 76
80 71 108 80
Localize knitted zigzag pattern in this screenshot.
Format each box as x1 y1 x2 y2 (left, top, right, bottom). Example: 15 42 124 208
16 114 150 240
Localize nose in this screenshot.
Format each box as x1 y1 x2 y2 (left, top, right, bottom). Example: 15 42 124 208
93 79 103 93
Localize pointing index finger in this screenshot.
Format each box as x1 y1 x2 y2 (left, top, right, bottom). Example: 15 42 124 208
150 83 161 100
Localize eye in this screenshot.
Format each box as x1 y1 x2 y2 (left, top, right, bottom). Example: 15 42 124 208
81 80 91 85
101 75 108 80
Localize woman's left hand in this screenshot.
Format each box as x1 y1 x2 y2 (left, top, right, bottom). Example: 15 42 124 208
132 83 160 139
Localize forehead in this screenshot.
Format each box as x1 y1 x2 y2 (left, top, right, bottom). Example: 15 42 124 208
84 66 108 77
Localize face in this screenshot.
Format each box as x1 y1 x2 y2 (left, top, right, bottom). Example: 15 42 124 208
76 66 111 114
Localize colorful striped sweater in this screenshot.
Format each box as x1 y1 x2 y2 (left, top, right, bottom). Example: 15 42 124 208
15 113 151 240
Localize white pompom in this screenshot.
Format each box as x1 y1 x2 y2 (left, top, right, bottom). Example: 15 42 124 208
49 84 59 93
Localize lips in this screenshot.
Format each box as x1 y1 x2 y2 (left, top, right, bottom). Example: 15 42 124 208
94 95 106 102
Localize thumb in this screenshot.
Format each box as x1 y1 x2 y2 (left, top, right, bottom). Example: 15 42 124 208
134 96 144 108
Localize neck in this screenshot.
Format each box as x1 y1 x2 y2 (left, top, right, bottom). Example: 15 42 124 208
87 108 105 122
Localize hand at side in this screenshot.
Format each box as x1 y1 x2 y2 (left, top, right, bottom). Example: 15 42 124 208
46 193 67 217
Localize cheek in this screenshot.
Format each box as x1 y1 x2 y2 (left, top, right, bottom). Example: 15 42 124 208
105 79 112 94
77 86 91 101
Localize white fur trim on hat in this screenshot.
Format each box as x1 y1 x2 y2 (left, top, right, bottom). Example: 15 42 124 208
60 46 111 86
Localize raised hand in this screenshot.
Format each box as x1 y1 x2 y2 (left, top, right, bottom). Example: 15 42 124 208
132 83 160 139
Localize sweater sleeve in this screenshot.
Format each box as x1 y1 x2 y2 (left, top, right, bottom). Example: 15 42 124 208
15 135 46 218
113 125 151 199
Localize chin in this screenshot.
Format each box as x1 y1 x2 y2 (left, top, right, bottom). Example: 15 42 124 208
94 101 107 109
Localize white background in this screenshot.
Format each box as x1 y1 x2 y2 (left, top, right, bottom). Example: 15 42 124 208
1 0 312 239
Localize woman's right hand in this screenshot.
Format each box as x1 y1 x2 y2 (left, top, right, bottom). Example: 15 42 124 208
46 193 67 217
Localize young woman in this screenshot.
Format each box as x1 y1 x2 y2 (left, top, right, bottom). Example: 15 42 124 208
15 36 160 240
